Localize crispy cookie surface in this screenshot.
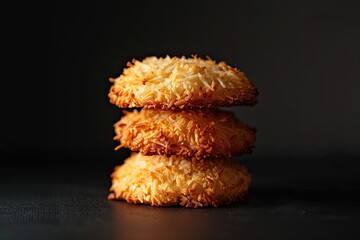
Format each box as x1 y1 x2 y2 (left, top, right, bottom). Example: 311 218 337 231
108 56 258 109
114 108 256 158
108 153 251 207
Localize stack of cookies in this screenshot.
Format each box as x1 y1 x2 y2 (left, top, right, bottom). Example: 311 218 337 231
107 56 258 207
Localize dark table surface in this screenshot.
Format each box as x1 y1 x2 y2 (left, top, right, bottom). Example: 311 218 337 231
1 156 360 240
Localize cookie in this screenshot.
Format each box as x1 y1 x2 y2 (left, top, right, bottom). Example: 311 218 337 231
108 152 251 207
108 56 258 109
113 108 256 158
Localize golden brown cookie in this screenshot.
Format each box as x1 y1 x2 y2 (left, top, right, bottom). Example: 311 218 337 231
113 108 256 158
108 152 251 207
108 56 258 109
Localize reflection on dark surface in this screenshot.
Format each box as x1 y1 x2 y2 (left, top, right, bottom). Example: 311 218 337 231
109 202 221 239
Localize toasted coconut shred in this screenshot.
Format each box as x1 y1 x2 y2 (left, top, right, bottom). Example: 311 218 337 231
108 56 258 109
113 108 256 159
109 153 251 208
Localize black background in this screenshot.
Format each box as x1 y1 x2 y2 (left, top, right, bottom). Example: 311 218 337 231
1 0 360 239
2 0 359 164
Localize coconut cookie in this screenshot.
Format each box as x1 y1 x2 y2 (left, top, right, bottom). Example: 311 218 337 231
113 108 256 158
108 153 251 208
108 56 258 109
